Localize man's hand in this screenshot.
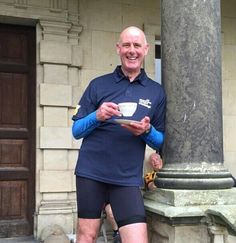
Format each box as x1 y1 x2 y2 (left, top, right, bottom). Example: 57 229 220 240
96 102 121 121
121 116 151 136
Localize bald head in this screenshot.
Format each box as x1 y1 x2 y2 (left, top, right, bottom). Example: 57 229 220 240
118 26 148 45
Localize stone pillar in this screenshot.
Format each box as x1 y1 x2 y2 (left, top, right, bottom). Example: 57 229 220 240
37 18 82 239
157 0 234 189
144 1 236 242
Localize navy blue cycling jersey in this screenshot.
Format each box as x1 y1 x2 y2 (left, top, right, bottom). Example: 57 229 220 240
72 66 166 186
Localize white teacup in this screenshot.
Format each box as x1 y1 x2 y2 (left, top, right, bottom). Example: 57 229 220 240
118 102 137 117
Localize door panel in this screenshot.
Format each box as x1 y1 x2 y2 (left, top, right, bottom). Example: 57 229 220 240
0 24 36 238
0 73 27 128
0 181 27 220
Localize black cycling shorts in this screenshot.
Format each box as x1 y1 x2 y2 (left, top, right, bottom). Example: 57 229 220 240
76 176 146 228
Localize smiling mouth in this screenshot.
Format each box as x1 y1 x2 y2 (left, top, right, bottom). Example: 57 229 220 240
127 56 137 61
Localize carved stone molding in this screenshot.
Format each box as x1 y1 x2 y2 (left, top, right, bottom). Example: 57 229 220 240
50 0 68 12
14 0 28 9
68 24 83 44
40 19 72 40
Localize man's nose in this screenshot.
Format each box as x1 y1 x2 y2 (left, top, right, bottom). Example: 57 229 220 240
129 44 135 52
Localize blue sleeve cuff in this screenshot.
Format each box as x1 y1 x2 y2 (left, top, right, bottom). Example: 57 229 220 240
141 125 164 150
72 111 101 139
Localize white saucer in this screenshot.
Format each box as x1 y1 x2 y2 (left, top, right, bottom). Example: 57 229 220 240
114 119 139 125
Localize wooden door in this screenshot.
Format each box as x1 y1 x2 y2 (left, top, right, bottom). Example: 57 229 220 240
0 23 36 238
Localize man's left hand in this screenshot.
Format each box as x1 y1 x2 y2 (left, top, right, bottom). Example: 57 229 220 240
121 116 151 136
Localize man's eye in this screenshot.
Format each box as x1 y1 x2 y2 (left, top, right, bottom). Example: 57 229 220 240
134 44 141 48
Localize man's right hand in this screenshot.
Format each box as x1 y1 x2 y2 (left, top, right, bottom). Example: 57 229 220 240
96 102 122 121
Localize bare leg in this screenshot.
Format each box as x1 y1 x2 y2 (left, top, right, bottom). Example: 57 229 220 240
105 204 118 231
76 218 101 243
119 223 148 243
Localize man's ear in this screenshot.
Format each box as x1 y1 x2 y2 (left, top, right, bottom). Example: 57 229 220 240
144 44 150 56
116 43 120 55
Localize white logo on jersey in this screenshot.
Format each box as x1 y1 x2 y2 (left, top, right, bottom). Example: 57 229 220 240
139 99 152 108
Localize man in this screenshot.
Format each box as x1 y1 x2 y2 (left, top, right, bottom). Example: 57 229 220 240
72 26 166 243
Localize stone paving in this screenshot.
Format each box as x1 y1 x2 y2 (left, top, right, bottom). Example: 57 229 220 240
0 233 113 243
0 219 114 243
0 236 39 243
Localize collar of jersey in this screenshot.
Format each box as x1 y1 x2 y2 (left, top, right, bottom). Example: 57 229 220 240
113 65 148 86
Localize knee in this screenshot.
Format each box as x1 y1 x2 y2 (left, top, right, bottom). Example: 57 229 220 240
77 229 97 243
77 220 99 243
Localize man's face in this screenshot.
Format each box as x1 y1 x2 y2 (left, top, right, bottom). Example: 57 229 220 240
116 28 149 74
